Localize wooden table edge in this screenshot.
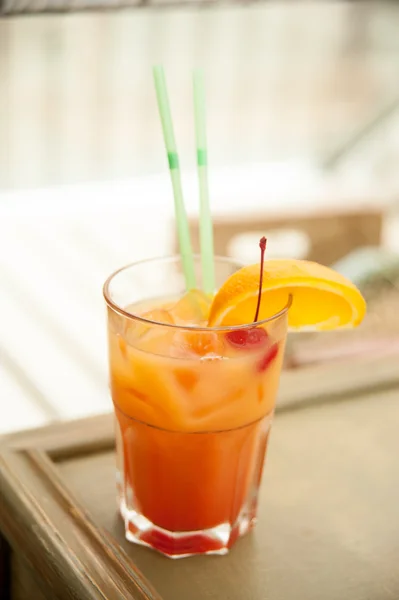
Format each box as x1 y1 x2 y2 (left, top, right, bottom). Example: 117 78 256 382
0 448 161 600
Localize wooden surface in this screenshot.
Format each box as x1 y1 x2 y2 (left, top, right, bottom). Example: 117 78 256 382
11 555 49 600
60 389 399 600
0 355 399 600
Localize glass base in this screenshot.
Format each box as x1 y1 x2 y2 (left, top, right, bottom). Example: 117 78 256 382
120 498 257 558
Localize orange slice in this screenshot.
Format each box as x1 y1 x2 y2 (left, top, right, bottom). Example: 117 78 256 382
208 259 366 331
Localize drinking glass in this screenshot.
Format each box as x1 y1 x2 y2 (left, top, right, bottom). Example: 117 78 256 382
103 256 289 558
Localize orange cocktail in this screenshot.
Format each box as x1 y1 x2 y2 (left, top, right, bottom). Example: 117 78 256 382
104 65 367 559
104 256 289 557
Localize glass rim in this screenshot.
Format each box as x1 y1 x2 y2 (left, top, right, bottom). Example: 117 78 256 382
103 254 292 332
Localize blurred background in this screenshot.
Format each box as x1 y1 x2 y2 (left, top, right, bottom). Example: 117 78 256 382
1 1 399 433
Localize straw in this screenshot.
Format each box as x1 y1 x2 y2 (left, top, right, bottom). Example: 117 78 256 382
152 65 196 290
193 69 215 295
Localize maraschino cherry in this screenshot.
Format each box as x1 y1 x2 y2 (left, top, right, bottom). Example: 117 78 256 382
226 327 267 349
225 236 278 371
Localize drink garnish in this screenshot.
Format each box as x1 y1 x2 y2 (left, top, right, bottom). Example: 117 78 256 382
208 258 366 330
224 236 279 371
253 236 267 322
226 328 267 349
257 344 279 372
226 236 268 350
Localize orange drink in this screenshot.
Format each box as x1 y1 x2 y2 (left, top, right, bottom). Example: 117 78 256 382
104 256 289 557
104 250 366 558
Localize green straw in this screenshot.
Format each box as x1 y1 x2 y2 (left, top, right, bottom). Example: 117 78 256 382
193 69 215 295
152 65 196 290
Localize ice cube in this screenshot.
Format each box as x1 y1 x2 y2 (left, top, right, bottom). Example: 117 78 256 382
141 308 174 326
123 309 175 352
200 352 227 362
169 290 212 325
170 330 225 359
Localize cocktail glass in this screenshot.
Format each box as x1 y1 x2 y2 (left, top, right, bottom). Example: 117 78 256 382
103 255 289 558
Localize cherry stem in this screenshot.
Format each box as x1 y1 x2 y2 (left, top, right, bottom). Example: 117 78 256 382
253 236 267 323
